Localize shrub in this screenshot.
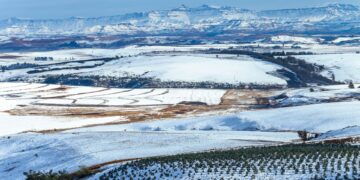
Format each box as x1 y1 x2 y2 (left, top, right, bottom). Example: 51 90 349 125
297 130 310 141
24 170 72 180
349 81 355 89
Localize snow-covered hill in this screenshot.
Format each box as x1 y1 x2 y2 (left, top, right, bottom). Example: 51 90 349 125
296 53 360 83
1 4 360 37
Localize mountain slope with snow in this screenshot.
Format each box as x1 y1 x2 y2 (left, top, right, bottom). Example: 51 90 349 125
1 4 360 37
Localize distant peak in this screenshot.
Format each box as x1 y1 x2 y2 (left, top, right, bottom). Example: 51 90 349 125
325 3 358 10
199 4 220 9
68 16 86 20
172 4 221 11
5 17 31 22
173 4 189 11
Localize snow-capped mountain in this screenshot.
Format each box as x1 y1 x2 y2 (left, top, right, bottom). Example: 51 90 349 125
1 4 360 37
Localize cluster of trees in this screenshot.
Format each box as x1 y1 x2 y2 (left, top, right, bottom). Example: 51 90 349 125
34 57 54 61
42 74 285 89
349 81 355 89
297 130 319 141
268 51 314 56
27 62 105 74
24 170 71 180
0 63 38 72
24 168 92 180
1 57 119 74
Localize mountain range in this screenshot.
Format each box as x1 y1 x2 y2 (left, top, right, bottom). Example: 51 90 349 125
1 4 360 37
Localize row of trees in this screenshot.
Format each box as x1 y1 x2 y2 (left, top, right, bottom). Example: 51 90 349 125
42 74 285 89
98 144 360 179
34 57 54 61
0 63 38 72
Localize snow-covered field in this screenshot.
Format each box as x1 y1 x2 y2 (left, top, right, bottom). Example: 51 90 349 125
0 35 10 43
2 98 359 179
332 36 360 43
0 113 124 137
2 30 360 180
2 44 360 87
236 42 360 55
275 84 360 107
237 101 360 133
296 53 360 83
4 25 360 180
270 35 321 44
316 126 360 140
72 100 360 134
0 51 287 86
0 82 359 136
0 81 358 179
0 83 225 107
0 82 227 136
0 45 236 63
84 55 287 85
0 131 298 180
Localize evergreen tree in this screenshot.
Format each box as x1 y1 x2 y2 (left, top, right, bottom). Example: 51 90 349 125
349 81 355 89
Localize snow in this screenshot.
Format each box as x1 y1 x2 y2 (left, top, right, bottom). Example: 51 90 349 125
4 45 360 87
3 96 359 179
0 83 225 100
237 101 360 133
0 84 59 96
0 35 10 42
74 101 360 133
236 42 360 54
1 97 358 179
39 86 107 98
71 115 260 132
91 143 360 180
332 37 360 43
89 55 287 85
0 83 226 107
0 82 359 137
0 82 226 136
0 98 17 111
1 45 289 86
0 45 236 62
316 126 360 140
0 113 124 136
296 53 360 83
0 4 359 36
270 35 321 44
0 47 289 85
275 84 360 106
0 130 298 180
285 84 360 99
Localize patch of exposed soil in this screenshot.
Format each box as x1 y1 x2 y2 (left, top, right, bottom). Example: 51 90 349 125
220 89 276 105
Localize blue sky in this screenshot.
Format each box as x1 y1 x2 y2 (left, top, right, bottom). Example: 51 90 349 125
0 0 359 19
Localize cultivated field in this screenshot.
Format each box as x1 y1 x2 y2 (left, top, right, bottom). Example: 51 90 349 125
94 144 360 180
0 82 232 136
